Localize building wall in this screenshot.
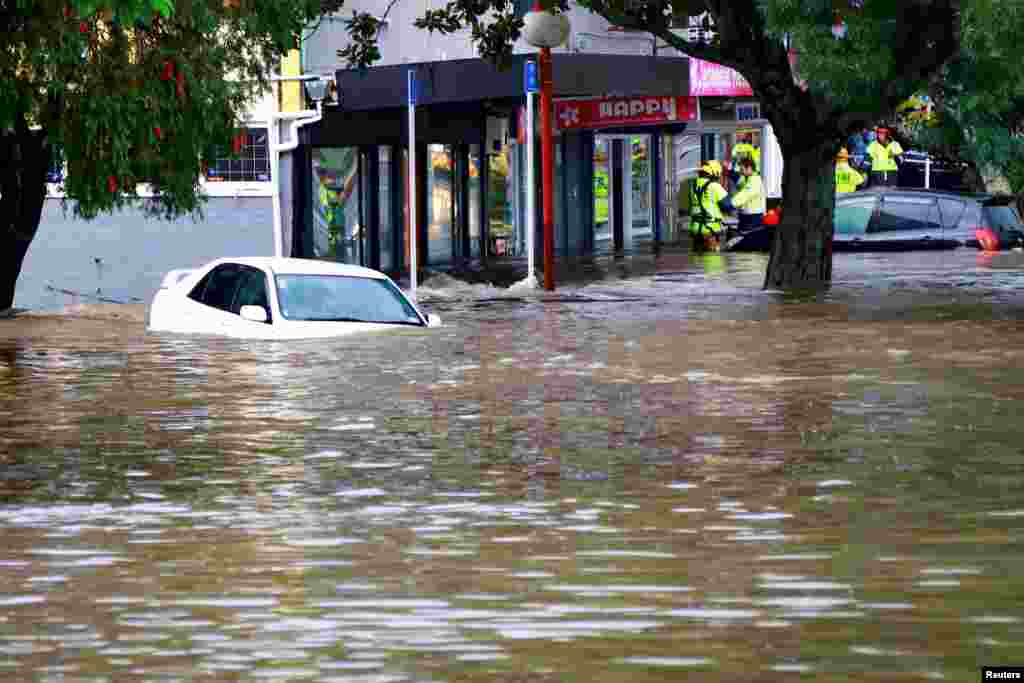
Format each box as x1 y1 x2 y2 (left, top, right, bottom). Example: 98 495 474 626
304 1 689 74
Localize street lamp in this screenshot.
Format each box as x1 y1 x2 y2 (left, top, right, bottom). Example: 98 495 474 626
523 3 569 291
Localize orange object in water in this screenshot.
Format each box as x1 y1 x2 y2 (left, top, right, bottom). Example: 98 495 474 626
976 227 1000 251
764 208 781 226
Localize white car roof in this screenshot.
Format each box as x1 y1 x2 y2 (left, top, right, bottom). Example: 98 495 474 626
208 257 388 279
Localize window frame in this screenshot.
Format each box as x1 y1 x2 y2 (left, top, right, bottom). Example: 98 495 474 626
204 127 271 183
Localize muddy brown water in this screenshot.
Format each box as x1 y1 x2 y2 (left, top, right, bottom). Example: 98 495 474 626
1 250 1023 682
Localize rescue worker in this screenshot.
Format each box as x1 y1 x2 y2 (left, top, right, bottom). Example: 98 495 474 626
866 126 903 187
729 156 766 232
688 161 733 252
835 147 866 193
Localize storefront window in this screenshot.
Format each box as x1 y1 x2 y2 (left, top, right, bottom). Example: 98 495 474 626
593 138 610 254
489 150 512 257
427 144 454 265
311 147 361 263
380 147 394 272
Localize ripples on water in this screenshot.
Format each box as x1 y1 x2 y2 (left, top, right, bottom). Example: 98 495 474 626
1 250 1023 681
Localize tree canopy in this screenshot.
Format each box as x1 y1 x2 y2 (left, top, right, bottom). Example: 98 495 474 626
1 0 331 219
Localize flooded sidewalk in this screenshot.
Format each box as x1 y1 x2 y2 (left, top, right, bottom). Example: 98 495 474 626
1 249 1023 682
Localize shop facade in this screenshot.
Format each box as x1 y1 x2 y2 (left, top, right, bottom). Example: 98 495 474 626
287 53 781 275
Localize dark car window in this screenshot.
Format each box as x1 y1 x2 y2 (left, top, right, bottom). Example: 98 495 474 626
834 197 877 236
188 264 242 312
937 198 967 229
983 205 1023 230
871 197 940 233
231 267 272 323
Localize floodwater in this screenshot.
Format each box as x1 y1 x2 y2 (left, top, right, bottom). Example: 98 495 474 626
2 249 1024 682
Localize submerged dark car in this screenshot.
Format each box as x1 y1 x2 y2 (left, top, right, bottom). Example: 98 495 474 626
726 188 1024 252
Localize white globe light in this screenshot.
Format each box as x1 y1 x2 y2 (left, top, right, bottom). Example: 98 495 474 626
523 10 570 48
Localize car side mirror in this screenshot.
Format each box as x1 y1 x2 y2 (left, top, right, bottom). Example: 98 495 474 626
426 313 442 328
240 305 268 323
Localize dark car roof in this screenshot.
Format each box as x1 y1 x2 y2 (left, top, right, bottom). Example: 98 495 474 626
836 187 1012 205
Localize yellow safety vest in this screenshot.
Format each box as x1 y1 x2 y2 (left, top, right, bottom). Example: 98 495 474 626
732 173 766 214
835 162 865 193
689 177 726 235
867 140 903 172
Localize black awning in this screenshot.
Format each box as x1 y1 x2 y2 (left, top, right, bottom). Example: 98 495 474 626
335 53 690 112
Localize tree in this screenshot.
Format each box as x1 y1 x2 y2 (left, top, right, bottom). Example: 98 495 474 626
339 0 962 289
0 0 338 312
901 0 1024 210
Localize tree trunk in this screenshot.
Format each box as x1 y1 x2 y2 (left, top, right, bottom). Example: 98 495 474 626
763 140 836 290
0 121 51 312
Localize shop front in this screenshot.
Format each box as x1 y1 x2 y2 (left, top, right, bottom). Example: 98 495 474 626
288 53 781 276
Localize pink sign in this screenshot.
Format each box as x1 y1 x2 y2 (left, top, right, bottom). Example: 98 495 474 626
689 58 753 97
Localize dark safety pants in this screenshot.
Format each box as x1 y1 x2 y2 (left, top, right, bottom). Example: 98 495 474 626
737 213 764 232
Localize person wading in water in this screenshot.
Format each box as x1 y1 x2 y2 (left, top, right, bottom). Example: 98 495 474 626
688 161 732 252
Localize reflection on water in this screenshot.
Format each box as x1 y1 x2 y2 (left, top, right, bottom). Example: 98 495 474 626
2 250 1024 682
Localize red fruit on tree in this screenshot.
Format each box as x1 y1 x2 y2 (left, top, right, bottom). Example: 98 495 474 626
107 175 118 193
79 21 89 34
160 59 174 81
154 126 163 140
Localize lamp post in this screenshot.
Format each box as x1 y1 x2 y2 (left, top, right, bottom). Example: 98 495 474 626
523 3 569 291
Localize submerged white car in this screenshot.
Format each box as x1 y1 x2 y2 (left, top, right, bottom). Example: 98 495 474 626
148 257 441 339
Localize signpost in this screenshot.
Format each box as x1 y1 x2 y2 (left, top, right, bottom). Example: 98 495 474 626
525 60 538 287
407 70 418 301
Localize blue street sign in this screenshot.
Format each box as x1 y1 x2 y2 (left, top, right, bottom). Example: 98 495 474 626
407 70 418 106
524 61 538 94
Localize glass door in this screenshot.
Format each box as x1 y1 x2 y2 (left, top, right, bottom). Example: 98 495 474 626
628 135 652 249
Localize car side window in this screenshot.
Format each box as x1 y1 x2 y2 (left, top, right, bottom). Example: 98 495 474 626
957 202 982 231
871 197 940 233
231 267 272 323
188 264 242 312
937 198 966 229
834 197 877 236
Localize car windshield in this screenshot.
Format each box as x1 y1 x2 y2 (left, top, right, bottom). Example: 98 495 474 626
275 274 423 325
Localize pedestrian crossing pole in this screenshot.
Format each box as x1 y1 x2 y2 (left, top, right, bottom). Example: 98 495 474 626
407 69 418 302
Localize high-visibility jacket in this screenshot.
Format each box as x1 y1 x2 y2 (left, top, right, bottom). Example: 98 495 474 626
318 184 337 224
835 162 865 193
688 177 727 235
867 140 903 172
732 173 766 215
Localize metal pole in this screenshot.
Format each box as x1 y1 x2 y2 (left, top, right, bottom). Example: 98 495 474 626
540 47 555 291
525 61 538 285
269 117 282 257
924 99 933 189
407 70 418 302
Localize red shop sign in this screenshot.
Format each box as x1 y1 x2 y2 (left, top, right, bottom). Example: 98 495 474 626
555 96 698 130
